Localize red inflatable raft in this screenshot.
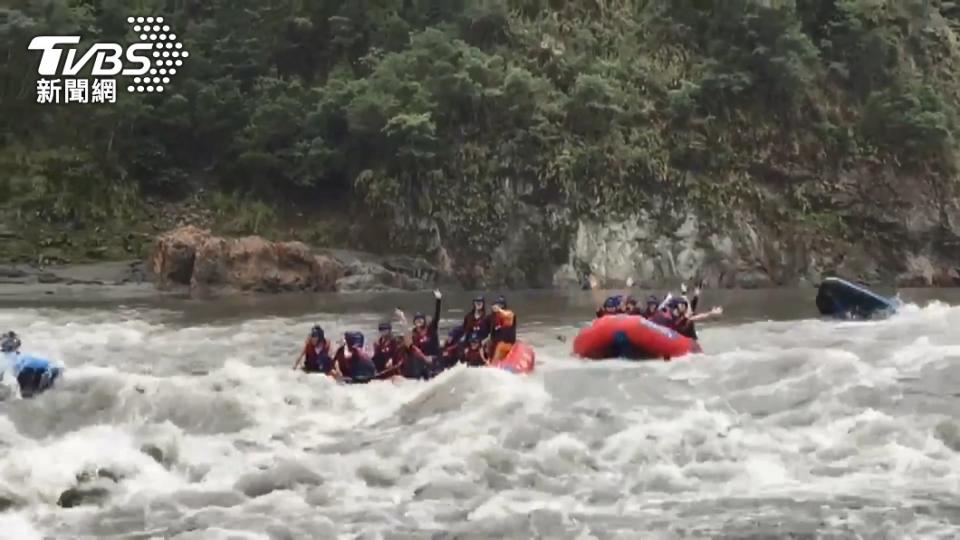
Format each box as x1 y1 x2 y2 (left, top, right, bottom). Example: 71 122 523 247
573 314 700 360
492 341 536 374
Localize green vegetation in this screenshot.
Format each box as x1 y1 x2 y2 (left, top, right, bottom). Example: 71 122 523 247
1 0 958 267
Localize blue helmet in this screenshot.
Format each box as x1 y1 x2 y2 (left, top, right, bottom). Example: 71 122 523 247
310 325 325 340
1 331 20 353
473 295 485 304
344 331 364 348
378 322 392 332
646 295 659 306
413 312 426 323
493 295 507 308
603 296 622 309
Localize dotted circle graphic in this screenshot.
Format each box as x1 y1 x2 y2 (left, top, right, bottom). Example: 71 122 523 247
125 16 188 94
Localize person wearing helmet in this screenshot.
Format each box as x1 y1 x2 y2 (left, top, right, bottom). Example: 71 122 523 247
489 295 518 363
371 322 404 376
293 325 333 374
397 335 428 379
595 295 624 318
649 297 676 327
461 335 489 367
623 296 640 315
334 331 376 381
0 331 22 378
1 331 21 355
1 331 62 398
668 296 722 340
439 325 465 370
460 295 490 346
641 295 660 318
409 290 443 356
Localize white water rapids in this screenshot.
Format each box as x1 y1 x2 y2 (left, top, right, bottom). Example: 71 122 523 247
1 295 960 539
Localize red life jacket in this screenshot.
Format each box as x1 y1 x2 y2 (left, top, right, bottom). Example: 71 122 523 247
462 347 486 367
373 336 402 371
303 340 331 372
375 336 399 358
411 327 431 354
462 310 488 339
334 346 374 378
671 316 698 339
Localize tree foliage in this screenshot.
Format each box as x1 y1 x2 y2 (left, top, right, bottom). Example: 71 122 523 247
1 0 958 263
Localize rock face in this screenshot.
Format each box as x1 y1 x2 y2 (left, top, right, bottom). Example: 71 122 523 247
151 181 960 293
150 227 443 295
548 211 818 289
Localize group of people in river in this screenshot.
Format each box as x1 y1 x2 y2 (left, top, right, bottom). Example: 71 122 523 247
292 291 519 382
594 282 724 340
293 283 722 381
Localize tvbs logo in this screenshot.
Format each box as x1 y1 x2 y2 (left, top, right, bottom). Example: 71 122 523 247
28 16 189 105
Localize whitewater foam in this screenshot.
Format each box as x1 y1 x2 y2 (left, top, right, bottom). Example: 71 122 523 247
1 300 960 537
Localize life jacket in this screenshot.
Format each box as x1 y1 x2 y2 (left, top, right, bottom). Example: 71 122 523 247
492 310 517 344
439 343 460 369
411 326 437 357
335 346 375 380
372 336 402 372
398 343 430 379
462 347 486 367
671 317 698 340
303 340 332 373
462 310 489 341
650 311 673 327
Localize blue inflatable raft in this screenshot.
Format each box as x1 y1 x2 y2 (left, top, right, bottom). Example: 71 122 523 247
815 277 899 320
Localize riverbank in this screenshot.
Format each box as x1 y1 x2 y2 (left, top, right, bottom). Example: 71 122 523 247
3 219 960 302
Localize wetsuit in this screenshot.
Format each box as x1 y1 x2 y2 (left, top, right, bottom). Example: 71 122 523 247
302 340 333 374
334 346 376 381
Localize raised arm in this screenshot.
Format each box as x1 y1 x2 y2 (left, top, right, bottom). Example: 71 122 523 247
429 290 442 335
689 306 722 322
393 308 408 329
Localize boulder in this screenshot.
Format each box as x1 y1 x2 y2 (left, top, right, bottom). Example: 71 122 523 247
150 227 344 296
150 225 212 288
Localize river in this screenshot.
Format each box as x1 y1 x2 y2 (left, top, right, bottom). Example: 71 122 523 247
1 287 959 539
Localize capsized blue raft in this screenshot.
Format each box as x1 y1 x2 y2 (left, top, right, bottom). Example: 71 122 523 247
1 353 63 398
815 276 900 320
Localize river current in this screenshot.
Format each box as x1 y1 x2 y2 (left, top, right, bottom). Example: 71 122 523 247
1 287 959 539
